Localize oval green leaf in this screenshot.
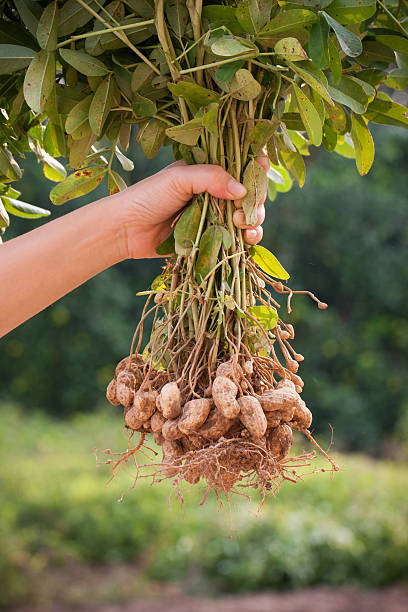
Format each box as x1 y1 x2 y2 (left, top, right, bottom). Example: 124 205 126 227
251 245 290 280
50 167 106 205
60 48 109 77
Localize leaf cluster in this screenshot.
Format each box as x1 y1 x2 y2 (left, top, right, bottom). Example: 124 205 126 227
0 0 407 237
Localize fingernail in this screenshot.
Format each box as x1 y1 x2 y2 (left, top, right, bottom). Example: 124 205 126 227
227 178 247 198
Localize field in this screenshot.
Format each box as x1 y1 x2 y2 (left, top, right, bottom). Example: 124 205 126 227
1 405 407 610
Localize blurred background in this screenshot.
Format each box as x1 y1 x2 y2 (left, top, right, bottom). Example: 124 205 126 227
1 126 408 611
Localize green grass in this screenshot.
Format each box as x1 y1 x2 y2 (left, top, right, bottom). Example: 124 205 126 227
1 405 407 608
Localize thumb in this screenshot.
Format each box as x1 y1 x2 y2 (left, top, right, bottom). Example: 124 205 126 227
165 164 247 201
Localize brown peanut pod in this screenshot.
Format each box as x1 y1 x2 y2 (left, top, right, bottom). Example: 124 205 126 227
155 394 162 411
243 360 254 375
161 439 183 477
212 375 240 419
238 396 267 438
265 410 282 429
159 382 181 419
216 361 243 381
116 371 136 407
289 372 304 388
124 406 144 430
106 379 120 406
276 378 297 393
198 408 234 440
267 423 293 460
162 418 183 441
178 398 212 434
143 419 152 432
290 400 312 430
153 430 164 446
133 391 157 422
259 387 297 412
151 411 166 432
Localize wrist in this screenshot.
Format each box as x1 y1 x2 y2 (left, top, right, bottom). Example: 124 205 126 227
84 192 130 265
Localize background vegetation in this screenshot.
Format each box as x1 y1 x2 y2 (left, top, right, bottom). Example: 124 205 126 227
1 125 408 608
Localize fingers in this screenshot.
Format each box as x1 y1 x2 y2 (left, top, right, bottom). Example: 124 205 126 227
255 150 269 172
244 226 263 245
233 202 265 230
167 164 247 201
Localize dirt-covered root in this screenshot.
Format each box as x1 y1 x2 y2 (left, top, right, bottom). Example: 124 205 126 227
104 355 338 499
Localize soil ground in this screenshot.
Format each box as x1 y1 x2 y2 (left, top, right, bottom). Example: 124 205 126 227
17 586 408 612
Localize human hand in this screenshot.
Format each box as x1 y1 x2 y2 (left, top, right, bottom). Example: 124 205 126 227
117 157 269 259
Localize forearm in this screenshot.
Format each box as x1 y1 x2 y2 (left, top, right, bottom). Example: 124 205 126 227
0 194 127 337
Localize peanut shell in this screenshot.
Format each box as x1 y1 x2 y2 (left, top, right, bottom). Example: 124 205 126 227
106 379 120 406
159 382 181 419
178 398 212 434
238 395 267 438
198 408 234 440
267 423 293 460
162 418 183 440
116 371 136 407
133 390 157 422
212 375 240 419
151 411 166 432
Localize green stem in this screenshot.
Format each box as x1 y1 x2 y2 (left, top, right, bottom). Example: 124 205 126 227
179 53 256 75
56 20 155 48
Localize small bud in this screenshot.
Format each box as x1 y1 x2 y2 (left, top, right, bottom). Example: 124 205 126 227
286 324 295 339
318 302 328 310
294 353 304 362
273 282 284 293
287 358 299 373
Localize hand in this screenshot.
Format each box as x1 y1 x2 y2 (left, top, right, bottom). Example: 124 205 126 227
117 157 269 259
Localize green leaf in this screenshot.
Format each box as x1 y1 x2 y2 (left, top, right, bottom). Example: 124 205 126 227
69 133 97 170
293 84 323 146
375 34 408 57
23 50 55 113
42 153 67 182
236 0 273 35
308 14 330 69
247 305 278 330
37 1 58 51
385 68 408 91
326 0 376 25
324 101 348 133
2 196 50 219
251 244 290 280
290 62 333 105
211 35 256 57
44 120 68 157
322 12 362 58
364 95 408 130
215 59 245 82
140 119 167 159
58 0 107 37
50 167 106 205
0 147 23 181
328 35 342 84
220 226 232 250
217 68 262 101
166 118 203 146
14 0 41 37
279 146 306 187
0 44 36 75
59 49 109 77
327 74 370 114
322 120 338 151
359 41 395 66
132 92 156 117
0 19 37 48
174 200 202 250
350 113 374 176
0 200 9 228
168 82 220 106
202 105 219 136
89 75 116 137
250 120 277 155
259 9 317 36
108 170 127 195
241 159 268 226
155 230 175 256
66 95 93 140
195 225 223 282
268 163 293 192
334 134 355 158
165 0 189 37
115 148 134 172
275 37 308 61
202 6 243 36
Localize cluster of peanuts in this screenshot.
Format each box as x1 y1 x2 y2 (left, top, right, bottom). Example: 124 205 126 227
106 356 312 485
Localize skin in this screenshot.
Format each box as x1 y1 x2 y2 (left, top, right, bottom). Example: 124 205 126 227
0 157 268 338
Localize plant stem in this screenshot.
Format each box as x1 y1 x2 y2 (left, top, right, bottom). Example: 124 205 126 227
56 20 155 48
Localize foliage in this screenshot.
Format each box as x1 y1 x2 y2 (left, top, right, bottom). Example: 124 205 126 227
0 0 407 236
1 406 408 608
